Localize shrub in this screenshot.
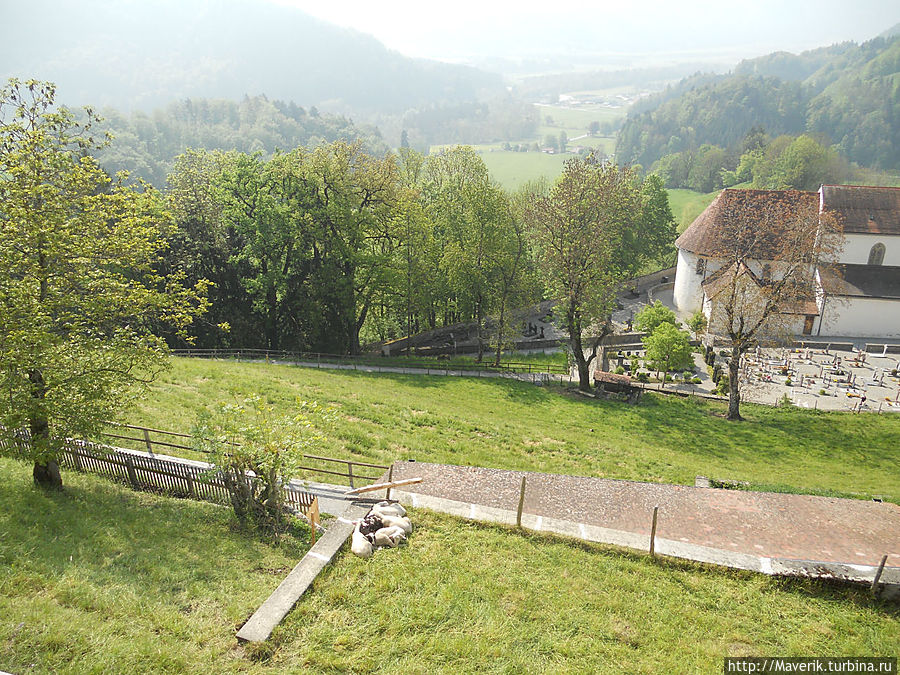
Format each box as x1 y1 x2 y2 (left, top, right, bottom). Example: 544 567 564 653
615 366 625 375
784 378 792 387
692 377 702 384
819 389 826 396
193 395 331 535
636 372 649 383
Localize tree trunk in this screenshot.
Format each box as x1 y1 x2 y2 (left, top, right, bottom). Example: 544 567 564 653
33 460 62 489
494 302 506 367
29 368 62 489
727 344 743 421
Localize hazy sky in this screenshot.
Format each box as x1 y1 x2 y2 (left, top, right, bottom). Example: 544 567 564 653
273 0 900 64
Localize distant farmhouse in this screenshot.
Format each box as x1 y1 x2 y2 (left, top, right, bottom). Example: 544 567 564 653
673 185 900 339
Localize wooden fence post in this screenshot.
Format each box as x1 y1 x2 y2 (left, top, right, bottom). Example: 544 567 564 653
125 455 139 488
649 506 659 556
516 476 527 528
309 497 320 546
871 554 888 595
143 428 154 454
347 462 355 489
386 464 394 501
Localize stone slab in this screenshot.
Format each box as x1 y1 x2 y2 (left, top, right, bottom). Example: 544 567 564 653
236 502 369 643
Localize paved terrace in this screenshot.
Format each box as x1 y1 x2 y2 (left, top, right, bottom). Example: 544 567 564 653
389 461 900 587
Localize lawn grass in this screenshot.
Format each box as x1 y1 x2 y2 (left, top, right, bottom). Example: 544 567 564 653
0 456 311 675
121 358 900 501
2 460 897 674
477 150 571 191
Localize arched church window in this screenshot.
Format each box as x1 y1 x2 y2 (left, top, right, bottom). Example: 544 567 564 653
868 243 885 266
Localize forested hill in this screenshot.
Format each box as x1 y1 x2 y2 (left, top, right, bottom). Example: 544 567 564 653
617 33 900 170
0 0 502 115
91 96 388 188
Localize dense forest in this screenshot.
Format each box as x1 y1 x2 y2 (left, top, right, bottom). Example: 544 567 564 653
162 144 673 356
617 34 900 173
92 97 388 188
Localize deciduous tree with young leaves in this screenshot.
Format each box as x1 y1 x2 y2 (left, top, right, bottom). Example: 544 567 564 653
526 157 646 391
0 79 208 488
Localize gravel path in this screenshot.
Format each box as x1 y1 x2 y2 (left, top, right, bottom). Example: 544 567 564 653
390 462 900 567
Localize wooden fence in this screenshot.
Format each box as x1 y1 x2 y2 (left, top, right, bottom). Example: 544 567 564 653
169 347 570 375
102 422 389 489
0 429 315 514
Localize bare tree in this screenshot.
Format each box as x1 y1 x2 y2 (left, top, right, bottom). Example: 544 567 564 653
699 190 843 420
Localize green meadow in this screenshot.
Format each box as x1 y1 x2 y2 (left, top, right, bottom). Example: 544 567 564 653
1 457 896 674
117 358 900 501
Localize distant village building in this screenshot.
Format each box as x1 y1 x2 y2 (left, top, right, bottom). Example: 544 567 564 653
673 185 900 339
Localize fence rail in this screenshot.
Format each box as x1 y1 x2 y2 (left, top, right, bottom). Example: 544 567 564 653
100 422 389 488
170 348 570 375
0 429 314 513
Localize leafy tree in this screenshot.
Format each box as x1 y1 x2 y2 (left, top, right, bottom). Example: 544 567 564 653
424 147 522 361
526 157 644 390
642 323 693 384
558 130 568 153
588 121 600 136
687 310 708 338
0 79 207 488
634 300 677 334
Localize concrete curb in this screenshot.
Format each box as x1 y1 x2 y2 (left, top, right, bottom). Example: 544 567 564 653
392 489 900 597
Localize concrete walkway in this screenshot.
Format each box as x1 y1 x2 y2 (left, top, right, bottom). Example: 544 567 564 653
388 461 900 590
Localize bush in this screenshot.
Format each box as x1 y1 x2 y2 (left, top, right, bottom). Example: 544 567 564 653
193 395 331 535
692 377 702 384
716 374 729 396
636 372 649 383
784 378 792 387
819 389 826 396
615 366 625 375
682 371 693 381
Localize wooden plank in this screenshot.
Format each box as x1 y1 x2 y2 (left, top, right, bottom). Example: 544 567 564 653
346 477 423 495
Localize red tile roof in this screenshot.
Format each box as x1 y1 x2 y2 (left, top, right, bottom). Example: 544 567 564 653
820 185 900 236
676 189 819 258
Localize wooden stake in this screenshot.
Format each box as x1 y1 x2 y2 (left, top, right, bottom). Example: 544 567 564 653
308 497 320 546
386 464 394 501
871 554 888 595
649 506 659 556
516 476 527 528
345 477 422 495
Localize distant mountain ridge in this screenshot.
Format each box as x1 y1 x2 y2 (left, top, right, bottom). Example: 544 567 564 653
0 0 502 114
617 31 900 171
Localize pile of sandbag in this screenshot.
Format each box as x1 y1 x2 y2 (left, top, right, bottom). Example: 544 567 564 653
350 501 412 558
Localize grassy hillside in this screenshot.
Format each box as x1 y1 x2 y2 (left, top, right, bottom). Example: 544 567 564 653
478 150 571 191
120 358 900 500
0 456 311 674
667 188 720 233
2 457 896 673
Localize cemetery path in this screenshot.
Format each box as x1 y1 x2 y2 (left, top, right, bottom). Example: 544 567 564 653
389 462 900 570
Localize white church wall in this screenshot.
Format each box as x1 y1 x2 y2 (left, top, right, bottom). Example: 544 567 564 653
839 234 900 266
819 297 900 338
673 249 704 313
